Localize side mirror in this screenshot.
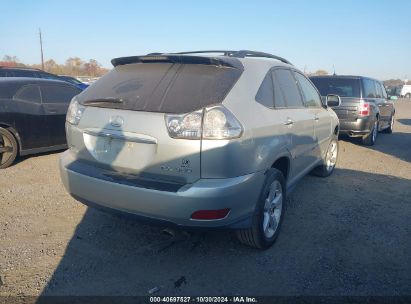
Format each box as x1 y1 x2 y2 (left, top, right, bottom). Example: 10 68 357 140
389 95 398 101
326 94 341 107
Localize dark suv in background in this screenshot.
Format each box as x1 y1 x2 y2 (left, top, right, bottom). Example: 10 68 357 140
310 75 395 146
0 67 87 90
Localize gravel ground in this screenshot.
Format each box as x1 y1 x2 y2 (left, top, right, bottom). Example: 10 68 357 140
1 100 410 297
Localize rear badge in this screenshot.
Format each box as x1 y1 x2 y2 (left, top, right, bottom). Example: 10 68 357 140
161 159 192 174
109 115 124 128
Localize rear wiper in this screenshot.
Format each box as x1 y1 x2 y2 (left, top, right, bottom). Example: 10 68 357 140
83 97 125 105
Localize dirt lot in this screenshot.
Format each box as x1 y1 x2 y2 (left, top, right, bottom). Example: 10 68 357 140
1 100 410 297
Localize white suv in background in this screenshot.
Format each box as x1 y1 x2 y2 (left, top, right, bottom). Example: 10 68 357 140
400 85 411 98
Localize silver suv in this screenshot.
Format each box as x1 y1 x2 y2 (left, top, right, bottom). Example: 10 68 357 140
60 51 340 249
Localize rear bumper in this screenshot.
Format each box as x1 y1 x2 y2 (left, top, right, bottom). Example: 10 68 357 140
59 150 265 229
338 117 372 137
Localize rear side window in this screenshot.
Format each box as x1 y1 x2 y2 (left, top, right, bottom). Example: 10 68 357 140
13 85 41 103
41 85 80 103
39 72 62 80
271 71 286 108
273 69 304 108
77 63 242 114
255 72 274 108
363 78 377 98
381 85 388 99
375 82 383 98
310 77 361 98
0 83 20 98
11 70 37 77
294 72 322 107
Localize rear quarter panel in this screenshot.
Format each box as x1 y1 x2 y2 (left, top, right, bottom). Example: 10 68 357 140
201 60 292 179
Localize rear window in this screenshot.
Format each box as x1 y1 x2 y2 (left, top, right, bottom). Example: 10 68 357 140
310 77 361 98
41 85 81 103
77 63 242 114
0 83 21 99
11 70 38 77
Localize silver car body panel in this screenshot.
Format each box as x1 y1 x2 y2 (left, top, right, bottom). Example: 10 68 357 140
61 56 339 228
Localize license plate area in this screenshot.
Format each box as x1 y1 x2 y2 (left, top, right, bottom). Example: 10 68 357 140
83 129 157 171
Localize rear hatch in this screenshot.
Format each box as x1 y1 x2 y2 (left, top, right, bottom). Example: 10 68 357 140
311 76 362 120
72 55 242 184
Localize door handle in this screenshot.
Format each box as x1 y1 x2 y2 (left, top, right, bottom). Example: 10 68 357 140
284 118 294 126
314 115 319 121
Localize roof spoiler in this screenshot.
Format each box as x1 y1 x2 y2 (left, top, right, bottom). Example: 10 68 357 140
111 55 244 70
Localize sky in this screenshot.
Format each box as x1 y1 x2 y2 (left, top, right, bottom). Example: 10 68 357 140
1 0 410 80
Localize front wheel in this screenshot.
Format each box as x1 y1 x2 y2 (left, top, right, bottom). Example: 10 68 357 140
0 127 18 169
236 169 285 249
312 138 338 177
405 93 411 99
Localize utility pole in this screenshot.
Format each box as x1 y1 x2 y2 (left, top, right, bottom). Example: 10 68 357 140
39 28 44 70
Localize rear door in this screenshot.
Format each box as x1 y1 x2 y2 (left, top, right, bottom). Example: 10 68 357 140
294 72 331 158
362 78 381 121
273 68 316 179
72 61 242 184
40 84 81 146
12 84 50 149
375 81 392 128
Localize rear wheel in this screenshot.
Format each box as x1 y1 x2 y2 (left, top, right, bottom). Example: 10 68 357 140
0 128 18 169
362 119 378 146
312 138 338 177
236 169 285 249
405 93 411 99
383 114 395 134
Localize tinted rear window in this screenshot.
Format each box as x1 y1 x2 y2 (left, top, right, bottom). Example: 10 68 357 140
0 82 21 99
77 63 242 114
310 77 361 98
41 85 81 103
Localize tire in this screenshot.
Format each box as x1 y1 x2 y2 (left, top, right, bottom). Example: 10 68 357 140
405 93 411 99
383 114 395 134
312 137 338 177
236 168 285 249
0 127 18 169
362 119 378 146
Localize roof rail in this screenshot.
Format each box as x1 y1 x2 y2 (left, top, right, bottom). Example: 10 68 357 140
163 50 292 65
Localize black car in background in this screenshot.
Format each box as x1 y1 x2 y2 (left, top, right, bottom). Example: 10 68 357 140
0 67 87 90
310 75 395 146
0 78 81 168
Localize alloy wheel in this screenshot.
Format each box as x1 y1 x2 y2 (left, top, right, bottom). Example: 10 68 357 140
326 140 338 171
0 134 14 166
262 180 283 238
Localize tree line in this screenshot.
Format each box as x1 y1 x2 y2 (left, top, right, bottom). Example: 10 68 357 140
1 56 409 85
0 55 109 77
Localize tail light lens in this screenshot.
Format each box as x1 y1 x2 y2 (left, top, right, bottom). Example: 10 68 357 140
66 97 86 125
165 105 243 140
358 101 370 116
165 109 203 139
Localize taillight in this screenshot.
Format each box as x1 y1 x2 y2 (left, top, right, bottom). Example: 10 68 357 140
165 109 203 139
165 105 243 140
66 97 86 125
358 102 370 116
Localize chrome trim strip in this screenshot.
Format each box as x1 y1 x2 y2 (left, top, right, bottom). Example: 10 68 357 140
83 130 157 144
